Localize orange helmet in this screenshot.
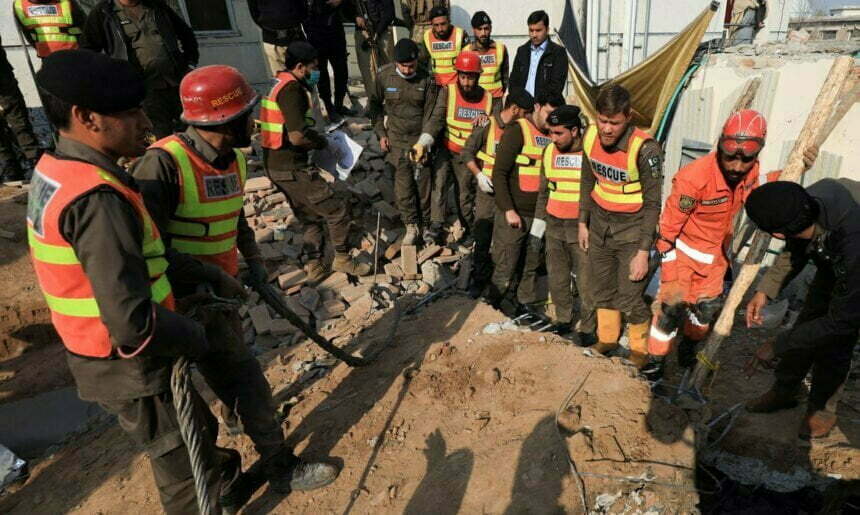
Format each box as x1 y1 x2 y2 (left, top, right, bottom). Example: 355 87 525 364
179 65 259 126
454 51 482 74
719 109 767 157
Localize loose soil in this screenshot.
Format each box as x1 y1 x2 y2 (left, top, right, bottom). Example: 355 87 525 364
0 187 72 404
0 296 698 514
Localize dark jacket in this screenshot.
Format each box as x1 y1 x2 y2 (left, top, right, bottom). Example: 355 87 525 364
757 178 860 355
81 0 198 81
247 0 307 46
509 39 568 100
357 0 395 37
305 0 357 36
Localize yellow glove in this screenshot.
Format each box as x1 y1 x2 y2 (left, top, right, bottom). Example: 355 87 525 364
410 143 427 163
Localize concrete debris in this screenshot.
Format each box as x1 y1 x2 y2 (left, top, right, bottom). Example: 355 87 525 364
229 127 484 356
0 444 27 490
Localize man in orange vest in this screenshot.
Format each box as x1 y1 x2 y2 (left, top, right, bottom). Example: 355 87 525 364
13 0 86 58
260 41 370 281
461 89 534 297
419 5 467 86
28 49 231 513
429 50 494 243
463 11 508 99
532 105 596 344
133 65 339 507
645 110 767 379
578 84 663 368
487 91 562 313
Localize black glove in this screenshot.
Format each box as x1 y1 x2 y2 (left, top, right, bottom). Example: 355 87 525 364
245 258 269 287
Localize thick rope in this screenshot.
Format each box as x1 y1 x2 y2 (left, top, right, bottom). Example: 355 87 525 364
171 356 213 515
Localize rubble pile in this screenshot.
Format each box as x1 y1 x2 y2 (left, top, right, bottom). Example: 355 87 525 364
236 117 475 354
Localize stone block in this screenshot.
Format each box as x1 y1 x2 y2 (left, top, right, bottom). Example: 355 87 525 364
341 284 370 303
245 176 272 192
299 287 320 311
319 272 350 291
345 295 373 320
384 262 403 278
265 192 287 205
417 244 442 264
255 226 274 244
316 299 346 320
270 318 296 337
358 274 391 285
248 305 272 335
401 245 419 278
278 268 307 289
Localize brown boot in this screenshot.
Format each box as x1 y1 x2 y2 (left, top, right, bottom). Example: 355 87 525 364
594 309 622 355
593 341 619 355
627 322 650 369
628 352 649 369
332 252 372 276
799 410 837 439
305 259 330 285
746 387 798 413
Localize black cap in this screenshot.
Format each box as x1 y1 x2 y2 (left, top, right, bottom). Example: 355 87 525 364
429 6 448 19
471 11 491 27
507 88 534 110
745 181 819 235
394 38 419 63
547 105 582 128
287 40 317 61
36 49 145 113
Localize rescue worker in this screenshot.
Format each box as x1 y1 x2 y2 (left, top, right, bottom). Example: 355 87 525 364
744 179 859 439
406 0 446 45
646 110 769 378
431 50 495 242
578 84 663 369
532 105 596 344
461 89 534 297
463 11 508 99
488 92 563 313
368 38 446 246
13 0 86 58
419 5 467 86
260 41 371 281
0 34 42 182
354 0 396 99
28 49 226 514
132 65 339 507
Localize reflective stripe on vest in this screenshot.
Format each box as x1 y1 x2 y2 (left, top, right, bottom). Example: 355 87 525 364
516 117 550 193
542 143 583 219
259 72 314 150
27 155 174 358
583 124 651 213
14 0 80 58
464 42 505 97
423 26 464 85
444 83 492 154
476 116 503 178
151 135 247 276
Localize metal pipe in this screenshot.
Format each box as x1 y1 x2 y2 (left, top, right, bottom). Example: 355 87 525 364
625 0 638 71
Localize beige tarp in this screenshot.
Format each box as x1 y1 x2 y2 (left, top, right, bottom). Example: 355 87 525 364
562 2 718 134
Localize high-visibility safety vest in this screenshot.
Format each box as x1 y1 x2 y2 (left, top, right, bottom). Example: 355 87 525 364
150 135 248 277
13 0 80 58
515 117 551 192
259 71 314 150
27 154 174 358
475 115 504 177
423 26 464 86
583 124 652 213
444 83 492 154
463 41 505 97
542 143 583 219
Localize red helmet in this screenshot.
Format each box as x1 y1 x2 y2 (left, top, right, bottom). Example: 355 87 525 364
179 65 259 126
719 109 767 158
454 51 482 74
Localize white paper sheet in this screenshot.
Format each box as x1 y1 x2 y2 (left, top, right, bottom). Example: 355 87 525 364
313 130 364 181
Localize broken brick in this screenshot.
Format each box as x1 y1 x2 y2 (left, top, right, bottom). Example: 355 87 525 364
345 295 373 320
278 268 307 289
372 201 400 221
299 287 320 311
244 176 272 192
270 318 296 337
417 244 442 263
401 245 419 278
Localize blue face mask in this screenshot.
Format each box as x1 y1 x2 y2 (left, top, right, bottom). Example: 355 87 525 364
306 69 320 87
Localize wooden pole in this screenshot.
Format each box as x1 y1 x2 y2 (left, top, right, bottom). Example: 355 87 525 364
691 55 856 390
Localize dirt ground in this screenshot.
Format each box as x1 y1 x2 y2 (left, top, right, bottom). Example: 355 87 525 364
1 295 699 514
0 187 72 404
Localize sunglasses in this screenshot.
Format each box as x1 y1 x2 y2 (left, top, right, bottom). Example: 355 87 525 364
720 151 757 164
718 136 763 159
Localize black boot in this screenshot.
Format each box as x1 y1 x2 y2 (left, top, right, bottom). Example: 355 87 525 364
575 331 597 348
677 337 699 369
642 358 666 382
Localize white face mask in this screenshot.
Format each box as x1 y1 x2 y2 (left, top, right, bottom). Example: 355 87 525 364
396 68 416 80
